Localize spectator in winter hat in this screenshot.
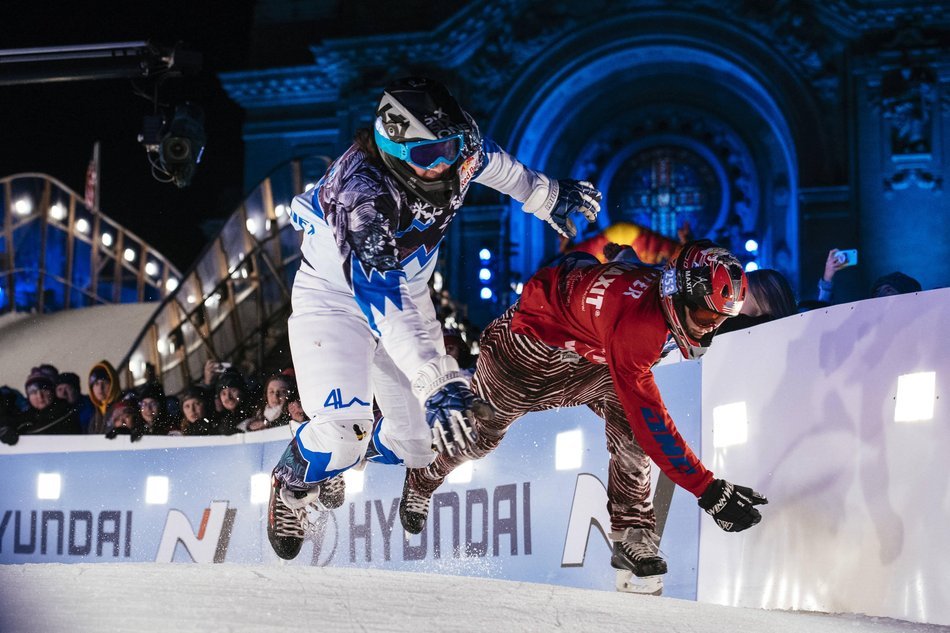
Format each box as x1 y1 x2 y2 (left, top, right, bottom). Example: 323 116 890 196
0 369 81 444
104 397 146 442
179 385 217 436
33 363 60 383
214 369 252 434
870 271 922 298
55 372 95 433
136 382 176 435
87 361 121 434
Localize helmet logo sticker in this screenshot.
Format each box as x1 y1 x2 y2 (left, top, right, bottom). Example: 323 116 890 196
458 155 479 190
426 107 447 123
377 103 409 137
681 266 712 300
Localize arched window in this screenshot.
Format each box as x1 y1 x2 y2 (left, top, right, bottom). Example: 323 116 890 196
611 146 721 240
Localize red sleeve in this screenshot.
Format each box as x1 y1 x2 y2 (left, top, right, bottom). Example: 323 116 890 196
606 322 713 497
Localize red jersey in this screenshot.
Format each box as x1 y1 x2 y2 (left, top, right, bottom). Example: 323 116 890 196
511 260 713 496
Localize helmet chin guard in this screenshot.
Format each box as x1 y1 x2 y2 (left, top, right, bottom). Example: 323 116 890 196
659 240 747 359
374 77 481 210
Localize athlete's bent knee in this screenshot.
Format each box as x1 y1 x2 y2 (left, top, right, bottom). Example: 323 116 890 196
295 418 372 480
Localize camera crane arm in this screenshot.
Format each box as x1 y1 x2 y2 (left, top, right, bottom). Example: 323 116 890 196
0 41 200 86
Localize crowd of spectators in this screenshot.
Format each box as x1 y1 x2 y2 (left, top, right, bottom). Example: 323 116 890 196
0 291 479 446
0 358 316 445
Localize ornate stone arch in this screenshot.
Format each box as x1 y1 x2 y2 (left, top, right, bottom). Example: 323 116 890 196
484 11 829 290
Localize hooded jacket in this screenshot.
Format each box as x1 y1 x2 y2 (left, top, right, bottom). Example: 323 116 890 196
87 360 121 434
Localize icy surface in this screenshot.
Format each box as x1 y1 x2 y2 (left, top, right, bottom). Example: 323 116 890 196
0 564 947 633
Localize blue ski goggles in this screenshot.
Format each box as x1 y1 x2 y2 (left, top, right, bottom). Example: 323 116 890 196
374 120 464 170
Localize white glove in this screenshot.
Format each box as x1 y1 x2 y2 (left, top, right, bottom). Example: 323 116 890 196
523 177 602 239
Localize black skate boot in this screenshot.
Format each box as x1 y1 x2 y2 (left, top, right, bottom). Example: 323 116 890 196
317 473 346 510
610 528 667 595
267 475 319 560
399 471 432 535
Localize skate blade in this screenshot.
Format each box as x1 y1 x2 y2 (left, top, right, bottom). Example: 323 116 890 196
615 569 663 595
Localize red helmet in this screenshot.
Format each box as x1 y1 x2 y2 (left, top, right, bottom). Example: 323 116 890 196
659 240 747 359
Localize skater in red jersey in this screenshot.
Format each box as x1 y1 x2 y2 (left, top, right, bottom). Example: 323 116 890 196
401 240 768 595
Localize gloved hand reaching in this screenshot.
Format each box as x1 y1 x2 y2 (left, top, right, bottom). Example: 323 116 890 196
0 424 19 446
524 178 602 239
425 382 479 457
105 426 145 443
698 478 768 532
412 355 493 457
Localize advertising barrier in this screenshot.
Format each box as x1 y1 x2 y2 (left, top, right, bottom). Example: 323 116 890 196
0 362 703 599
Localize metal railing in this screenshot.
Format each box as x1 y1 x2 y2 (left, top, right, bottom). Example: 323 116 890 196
118 157 330 393
0 173 181 313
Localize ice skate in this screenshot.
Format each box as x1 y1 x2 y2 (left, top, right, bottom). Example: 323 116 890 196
267 475 320 560
317 473 346 510
399 471 432 535
610 528 667 595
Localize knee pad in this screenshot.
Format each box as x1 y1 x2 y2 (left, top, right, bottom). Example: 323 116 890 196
366 416 435 469
294 418 372 484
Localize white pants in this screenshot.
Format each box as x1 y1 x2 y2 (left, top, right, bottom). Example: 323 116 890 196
287 271 441 476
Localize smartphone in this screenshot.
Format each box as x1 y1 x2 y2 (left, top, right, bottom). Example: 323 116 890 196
834 249 858 267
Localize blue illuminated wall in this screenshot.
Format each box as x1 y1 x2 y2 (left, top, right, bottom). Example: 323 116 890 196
221 1 950 325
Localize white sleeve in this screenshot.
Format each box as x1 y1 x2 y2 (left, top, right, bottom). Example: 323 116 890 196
473 139 558 220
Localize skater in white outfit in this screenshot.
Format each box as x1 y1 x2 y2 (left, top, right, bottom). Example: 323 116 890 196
267 77 602 559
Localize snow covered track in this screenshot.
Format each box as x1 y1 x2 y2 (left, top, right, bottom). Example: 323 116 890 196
0 564 944 633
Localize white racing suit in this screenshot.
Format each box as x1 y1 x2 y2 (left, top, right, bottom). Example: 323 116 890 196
279 136 558 486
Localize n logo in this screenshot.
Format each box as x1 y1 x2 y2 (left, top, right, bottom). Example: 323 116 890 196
155 501 236 563
560 472 674 567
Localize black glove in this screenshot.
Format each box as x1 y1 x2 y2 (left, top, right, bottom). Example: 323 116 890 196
105 427 132 440
698 478 768 532
0 425 19 446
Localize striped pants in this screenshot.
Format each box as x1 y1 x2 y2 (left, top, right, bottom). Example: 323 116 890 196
408 306 657 532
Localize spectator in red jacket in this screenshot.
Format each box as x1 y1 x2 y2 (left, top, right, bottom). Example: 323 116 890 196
401 240 768 595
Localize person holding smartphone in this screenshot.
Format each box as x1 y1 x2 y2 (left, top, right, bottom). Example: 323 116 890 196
817 248 857 303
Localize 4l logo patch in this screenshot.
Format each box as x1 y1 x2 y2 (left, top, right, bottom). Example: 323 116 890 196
324 388 370 410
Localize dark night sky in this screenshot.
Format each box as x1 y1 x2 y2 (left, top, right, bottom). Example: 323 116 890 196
0 1 257 271
0 1 467 271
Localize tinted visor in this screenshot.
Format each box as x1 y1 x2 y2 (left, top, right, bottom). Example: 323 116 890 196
687 304 730 329
407 136 462 170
